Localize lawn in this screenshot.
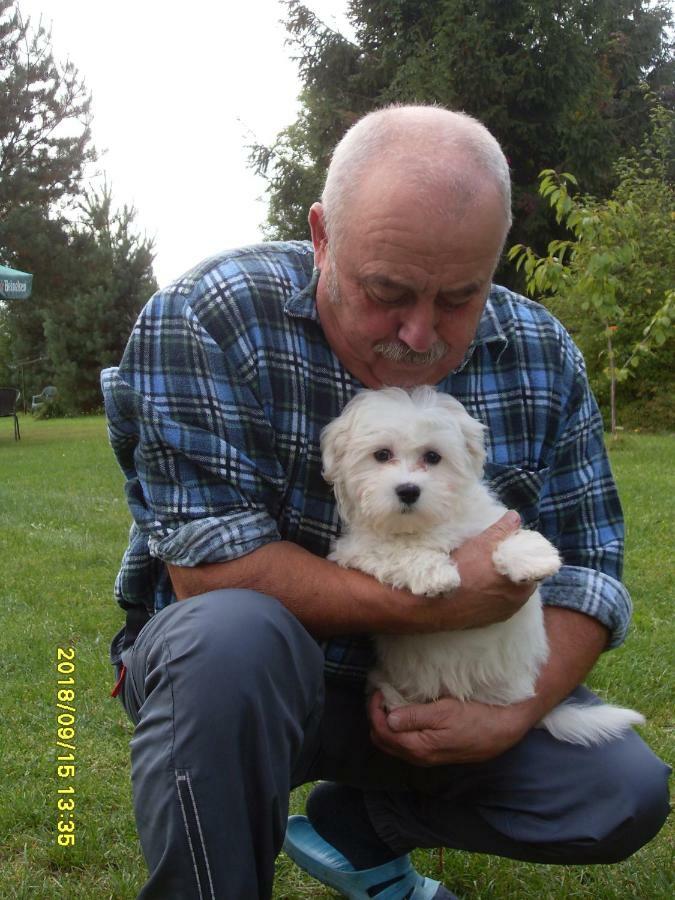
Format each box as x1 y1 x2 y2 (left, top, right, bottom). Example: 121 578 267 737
0 416 672 899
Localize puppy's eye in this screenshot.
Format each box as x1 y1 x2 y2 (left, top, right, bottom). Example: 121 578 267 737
423 450 442 465
373 449 392 462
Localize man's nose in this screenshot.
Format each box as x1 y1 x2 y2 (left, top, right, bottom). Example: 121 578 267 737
397 302 439 352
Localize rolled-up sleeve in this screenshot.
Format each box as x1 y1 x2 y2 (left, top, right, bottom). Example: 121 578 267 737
102 287 286 573
538 356 631 648
539 565 631 649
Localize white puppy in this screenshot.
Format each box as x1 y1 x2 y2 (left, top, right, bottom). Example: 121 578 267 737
321 386 644 746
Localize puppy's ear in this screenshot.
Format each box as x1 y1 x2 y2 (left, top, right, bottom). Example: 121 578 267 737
459 410 486 476
320 392 369 484
320 416 348 485
321 396 368 526
434 391 486 476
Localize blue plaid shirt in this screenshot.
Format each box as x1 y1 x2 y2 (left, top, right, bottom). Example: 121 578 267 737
102 240 630 677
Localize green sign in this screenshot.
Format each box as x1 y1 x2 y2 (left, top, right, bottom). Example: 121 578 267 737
0 264 33 300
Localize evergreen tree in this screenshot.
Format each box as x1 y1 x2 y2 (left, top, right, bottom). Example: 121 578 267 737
40 186 157 412
252 0 674 280
0 0 95 391
0 2 157 410
0 0 93 233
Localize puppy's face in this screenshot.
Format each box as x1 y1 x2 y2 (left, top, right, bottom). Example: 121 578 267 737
321 387 485 534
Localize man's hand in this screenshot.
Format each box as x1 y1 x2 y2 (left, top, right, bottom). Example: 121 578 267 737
413 511 538 633
368 690 532 766
367 608 609 767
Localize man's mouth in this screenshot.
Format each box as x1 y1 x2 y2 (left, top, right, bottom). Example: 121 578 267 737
373 340 449 366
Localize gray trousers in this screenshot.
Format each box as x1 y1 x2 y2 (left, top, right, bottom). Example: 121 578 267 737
116 589 670 900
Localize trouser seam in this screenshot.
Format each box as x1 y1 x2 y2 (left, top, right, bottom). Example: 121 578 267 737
162 637 177 765
175 770 207 899
165 638 215 898
183 769 216 898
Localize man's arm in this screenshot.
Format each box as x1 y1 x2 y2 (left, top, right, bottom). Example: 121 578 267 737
167 511 535 637
368 606 609 766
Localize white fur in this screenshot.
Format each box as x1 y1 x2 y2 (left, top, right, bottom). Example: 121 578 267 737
321 386 644 746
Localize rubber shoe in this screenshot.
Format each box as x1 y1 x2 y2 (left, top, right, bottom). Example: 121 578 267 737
283 814 451 899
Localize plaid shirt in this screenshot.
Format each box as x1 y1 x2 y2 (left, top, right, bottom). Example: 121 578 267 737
102 240 630 677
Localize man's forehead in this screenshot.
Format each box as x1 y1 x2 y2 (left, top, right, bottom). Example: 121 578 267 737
339 183 507 262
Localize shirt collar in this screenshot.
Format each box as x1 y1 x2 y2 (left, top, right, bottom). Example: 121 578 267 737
284 267 320 321
452 292 508 373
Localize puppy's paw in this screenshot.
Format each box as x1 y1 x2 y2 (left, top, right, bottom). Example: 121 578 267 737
407 560 461 596
368 670 409 712
493 530 561 583
380 683 409 713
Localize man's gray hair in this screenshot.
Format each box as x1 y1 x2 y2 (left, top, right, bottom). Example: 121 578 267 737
321 105 512 248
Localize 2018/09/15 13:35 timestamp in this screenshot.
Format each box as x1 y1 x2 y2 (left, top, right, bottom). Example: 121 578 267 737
56 647 76 846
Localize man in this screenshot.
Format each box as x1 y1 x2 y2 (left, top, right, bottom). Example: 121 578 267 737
102 106 669 900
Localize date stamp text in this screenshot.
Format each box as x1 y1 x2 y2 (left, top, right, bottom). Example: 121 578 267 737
55 647 76 846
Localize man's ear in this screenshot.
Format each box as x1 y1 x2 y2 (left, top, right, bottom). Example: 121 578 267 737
308 202 329 270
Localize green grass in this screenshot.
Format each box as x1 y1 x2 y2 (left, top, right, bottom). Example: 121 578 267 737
0 417 672 899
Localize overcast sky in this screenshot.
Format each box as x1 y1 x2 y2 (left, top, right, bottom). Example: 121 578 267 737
18 0 353 287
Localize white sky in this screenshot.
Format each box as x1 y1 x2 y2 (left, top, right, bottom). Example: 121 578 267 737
17 0 353 287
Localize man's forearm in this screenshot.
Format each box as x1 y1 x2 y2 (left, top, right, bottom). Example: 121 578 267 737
168 541 421 637
516 605 610 728
166 525 532 638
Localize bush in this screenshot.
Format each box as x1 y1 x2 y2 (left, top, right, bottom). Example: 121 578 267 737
32 394 68 420
508 97 674 433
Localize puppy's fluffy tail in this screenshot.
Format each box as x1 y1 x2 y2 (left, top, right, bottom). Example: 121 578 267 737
538 702 645 746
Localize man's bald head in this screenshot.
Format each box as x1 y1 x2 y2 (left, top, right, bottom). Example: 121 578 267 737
320 105 512 252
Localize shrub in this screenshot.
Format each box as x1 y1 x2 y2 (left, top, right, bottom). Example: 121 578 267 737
508 97 674 433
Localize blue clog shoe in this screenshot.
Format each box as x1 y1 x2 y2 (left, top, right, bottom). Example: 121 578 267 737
283 815 455 899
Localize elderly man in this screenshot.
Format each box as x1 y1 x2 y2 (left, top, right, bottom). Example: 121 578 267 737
103 106 669 900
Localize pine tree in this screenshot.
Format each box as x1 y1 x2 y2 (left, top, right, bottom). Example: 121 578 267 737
0 0 94 229
40 186 157 412
0 2 157 410
0 0 96 391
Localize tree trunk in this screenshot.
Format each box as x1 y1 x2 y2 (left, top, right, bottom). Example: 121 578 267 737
607 328 617 438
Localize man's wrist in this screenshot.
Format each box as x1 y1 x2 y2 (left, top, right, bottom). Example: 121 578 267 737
512 607 610 733
509 691 554 736
395 586 478 634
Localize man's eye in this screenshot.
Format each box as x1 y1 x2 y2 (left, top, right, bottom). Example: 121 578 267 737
438 298 471 312
373 449 392 462
365 286 413 306
370 293 406 306
423 450 442 465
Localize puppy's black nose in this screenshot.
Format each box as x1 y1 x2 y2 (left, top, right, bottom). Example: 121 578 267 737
395 483 421 505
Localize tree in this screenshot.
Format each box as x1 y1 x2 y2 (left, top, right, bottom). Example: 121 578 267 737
0 3 158 411
0 0 94 232
39 186 157 412
252 0 674 281
508 99 674 433
1 185 157 413
249 3 366 239
0 0 97 394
